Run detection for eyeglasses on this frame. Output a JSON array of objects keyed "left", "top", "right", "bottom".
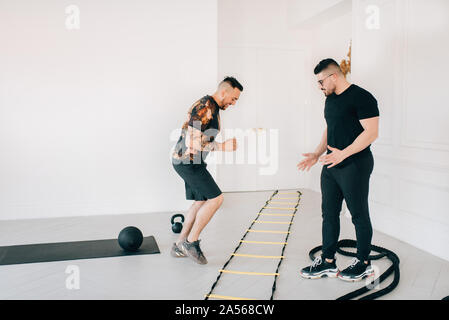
[{"left": 317, "top": 73, "right": 335, "bottom": 86}]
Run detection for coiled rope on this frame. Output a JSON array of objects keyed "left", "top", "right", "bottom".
[{"left": 308, "top": 239, "right": 400, "bottom": 300}]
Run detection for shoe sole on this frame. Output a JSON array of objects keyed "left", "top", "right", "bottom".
[
  {"left": 299, "top": 269, "right": 339, "bottom": 280},
  {"left": 337, "top": 268, "right": 375, "bottom": 282}
]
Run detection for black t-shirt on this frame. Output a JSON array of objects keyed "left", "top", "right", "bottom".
[{"left": 324, "top": 84, "right": 379, "bottom": 166}]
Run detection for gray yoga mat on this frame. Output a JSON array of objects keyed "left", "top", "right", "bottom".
[{"left": 0, "top": 236, "right": 160, "bottom": 266}]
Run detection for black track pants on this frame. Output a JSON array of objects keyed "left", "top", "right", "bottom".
[{"left": 320, "top": 153, "right": 374, "bottom": 262}]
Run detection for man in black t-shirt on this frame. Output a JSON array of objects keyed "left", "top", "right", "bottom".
[{"left": 297, "top": 59, "right": 380, "bottom": 282}]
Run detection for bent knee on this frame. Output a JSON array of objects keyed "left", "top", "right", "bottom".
[{"left": 210, "top": 194, "right": 224, "bottom": 207}]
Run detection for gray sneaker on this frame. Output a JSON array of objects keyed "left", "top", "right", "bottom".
[
  {"left": 171, "top": 242, "right": 186, "bottom": 258},
  {"left": 180, "top": 239, "right": 208, "bottom": 265}
]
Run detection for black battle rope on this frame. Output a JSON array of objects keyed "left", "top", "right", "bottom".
[
  {"left": 270, "top": 191, "right": 301, "bottom": 300},
  {"left": 205, "top": 190, "right": 301, "bottom": 300},
  {"left": 309, "top": 239, "right": 400, "bottom": 300}
]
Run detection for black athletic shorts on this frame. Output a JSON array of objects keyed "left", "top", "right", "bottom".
[{"left": 172, "top": 163, "right": 222, "bottom": 201}]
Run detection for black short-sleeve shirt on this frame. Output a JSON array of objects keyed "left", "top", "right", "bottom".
[{"left": 324, "top": 84, "right": 379, "bottom": 165}]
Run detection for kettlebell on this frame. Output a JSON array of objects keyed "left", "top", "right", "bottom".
[{"left": 171, "top": 214, "right": 185, "bottom": 233}]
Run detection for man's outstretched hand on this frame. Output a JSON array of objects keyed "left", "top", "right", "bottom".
[
  {"left": 221, "top": 138, "right": 237, "bottom": 152},
  {"left": 297, "top": 153, "right": 319, "bottom": 172}
]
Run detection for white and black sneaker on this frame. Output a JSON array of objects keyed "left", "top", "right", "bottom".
[
  {"left": 299, "top": 256, "right": 339, "bottom": 279},
  {"left": 337, "top": 258, "right": 374, "bottom": 282}
]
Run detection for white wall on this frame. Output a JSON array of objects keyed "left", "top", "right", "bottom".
[
  {"left": 216, "top": 0, "right": 352, "bottom": 192},
  {"left": 286, "top": 0, "right": 351, "bottom": 29},
  {"left": 352, "top": 0, "right": 449, "bottom": 261},
  {"left": 0, "top": 0, "right": 217, "bottom": 220},
  {"left": 302, "top": 8, "right": 353, "bottom": 193},
  {"left": 216, "top": 0, "right": 315, "bottom": 192}
]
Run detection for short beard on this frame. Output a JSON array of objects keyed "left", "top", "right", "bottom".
[{"left": 323, "top": 88, "right": 334, "bottom": 96}]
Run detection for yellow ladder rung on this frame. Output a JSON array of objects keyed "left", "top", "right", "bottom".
[
  {"left": 240, "top": 240, "right": 288, "bottom": 245},
  {"left": 246, "top": 229, "right": 290, "bottom": 234},
  {"left": 232, "top": 253, "right": 284, "bottom": 259},
  {"left": 277, "top": 192, "right": 300, "bottom": 195},
  {"left": 268, "top": 201, "right": 298, "bottom": 205},
  {"left": 258, "top": 213, "right": 295, "bottom": 217},
  {"left": 253, "top": 220, "right": 292, "bottom": 225},
  {"left": 263, "top": 207, "right": 296, "bottom": 211},
  {"left": 206, "top": 294, "right": 256, "bottom": 301},
  {"left": 219, "top": 270, "right": 279, "bottom": 276},
  {"left": 274, "top": 197, "right": 300, "bottom": 200}
]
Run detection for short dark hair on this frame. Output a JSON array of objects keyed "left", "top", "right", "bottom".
[
  {"left": 314, "top": 59, "right": 341, "bottom": 75},
  {"left": 222, "top": 76, "right": 243, "bottom": 92}
]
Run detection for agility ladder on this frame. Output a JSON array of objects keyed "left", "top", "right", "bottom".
[{"left": 205, "top": 190, "right": 302, "bottom": 300}]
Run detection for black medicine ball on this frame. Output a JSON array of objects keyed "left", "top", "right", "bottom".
[{"left": 118, "top": 226, "right": 143, "bottom": 252}]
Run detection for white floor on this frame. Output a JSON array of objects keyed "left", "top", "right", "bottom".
[{"left": 0, "top": 189, "right": 448, "bottom": 300}]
